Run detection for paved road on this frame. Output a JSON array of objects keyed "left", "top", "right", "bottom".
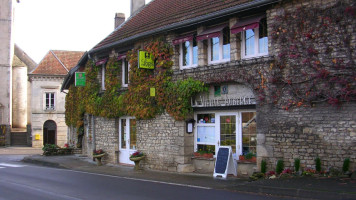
[{"left": 0, "top": 155, "right": 290, "bottom": 200}]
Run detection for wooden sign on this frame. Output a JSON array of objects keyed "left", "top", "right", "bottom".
[{"left": 213, "top": 146, "right": 237, "bottom": 178}]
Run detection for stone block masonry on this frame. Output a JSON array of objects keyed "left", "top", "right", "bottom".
[
  {"left": 137, "top": 112, "right": 192, "bottom": 171},
  {"left": 94, "top": 116, "right": 118, "bottom": 164}
]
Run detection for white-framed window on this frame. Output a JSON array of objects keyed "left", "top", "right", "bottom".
[
  {"left": 194, "top": 110, "right": 256, "bottom": 159},
  {"left": 101, "top": 64, "right": 106, "bottom": 90},
  {"left": 242, "top": 18, "right": 268, "bottom": 59},
  {"left": 208, "top": 28, "right": 230, "bottom": 64},
  {"left": 179, "top": 37, "right": 198, "bottom": 69},
  {"left": 45, "top": 92, "right": 55, "bottom": 110},
  {"left": 122, "top": 58, "right": 130, "bottom": 87}
]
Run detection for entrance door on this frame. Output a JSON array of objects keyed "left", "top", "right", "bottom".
[
  {"left": 119, "top": 117, "right": 137, "bottom": 164},
  {"left": 43, "top": 120, "right": 56, "bottom": 145},
  {"left": 217, "top": 114, "right": 238, "bottom": 157}
]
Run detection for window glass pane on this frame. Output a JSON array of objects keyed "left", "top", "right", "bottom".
[
  {"left": 220, "top": 115, "right": 236, "bottom": 154},
  {"left": 211, "top": 37, "right": 219, "bottom": 61},
  {"left": 242, "top": 112, "right": 257, "bottom": 155},
  {"left": 223, "top": 28, "right": 230, "bottom": 60},
  {"left": 259, "top": 18, "right": 268, "bottom": 54},
  {"left": 124, "top": 60, "right": 129, "bottom": 85},
  {"left": 121, "top": 119, "right": 126, "bottom": 149},
  {"left": 129, "top": 119, "right": 136, "bottom": 150},
  {"left": 192, "top": 38, "right": 198, "bottom": 65},
  {"left": 50, "top": 93, "right": 54, "bottom": 108},
  {"left": 46, "top": 93, "right": 49, "bottom": 108},
  {"left": 197, "top": 113, "right": 215, "bottom": 123},
  {"left": 245, "top": 29, "right": 255, "bottom": 56},
  {"left": 197, "top": 126, "right": 215, "bottom": 143},
  {"left": 182, "top": 41, "right": 190, "bottom": 66},
  {"left": 197, "top": 144, "right": 215, "bottom": 155}
]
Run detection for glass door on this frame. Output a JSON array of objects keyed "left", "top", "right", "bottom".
[
  {"left": 119, "top": 117, "right": 136, "bottom": 164},
  {"left": 217, "top": 114, "right": 238, "bottom": 158}
]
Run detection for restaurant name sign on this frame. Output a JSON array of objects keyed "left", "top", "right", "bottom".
[{"left": 191, "top": 96, "right": 256, "bottom": 107}]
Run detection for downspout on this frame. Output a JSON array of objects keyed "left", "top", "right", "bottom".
[{"left": 92, "top": 115, "right": 96, "bottom": 160}]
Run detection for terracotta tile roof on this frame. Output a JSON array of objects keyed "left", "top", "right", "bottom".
[
  {"left": 31, "top": 50, "right": 84, "bottom": 75},
  {"left": 92, "top": 0, "right": 252, "bottom": 51}
]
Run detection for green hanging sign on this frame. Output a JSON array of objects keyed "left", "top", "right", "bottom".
[
  {"left": 75, "top": 72, "right": 86, "bottom": 87},
  {"left": 138, "top": 50, "right": 154, "bottom": 69}
]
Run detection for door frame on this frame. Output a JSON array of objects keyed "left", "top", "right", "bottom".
[{"left": 118, "top": 116, "right": 136, "bottom": 164}]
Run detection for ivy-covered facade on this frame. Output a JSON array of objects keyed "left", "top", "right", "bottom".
[{"left": 62, "top": 0, "right": 355, "bottom": 174}]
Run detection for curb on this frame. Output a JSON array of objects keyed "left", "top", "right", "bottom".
[
  {"left": 231, "top": 184, "right": 356, "bottom": 200},
  {"left": 22, "top": 156, "right": 66, "bottom": 169}
]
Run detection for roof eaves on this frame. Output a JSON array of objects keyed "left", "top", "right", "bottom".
[
  {"left": 60, "top": 52, "right": 88, "bottom": 92},
  {"left": 89, "top": 0, "right": 280, "bottom": 55}
]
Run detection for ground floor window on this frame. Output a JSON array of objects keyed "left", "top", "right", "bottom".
[{"left": 194, "top": 110, "right": 256, "bottom": 159}]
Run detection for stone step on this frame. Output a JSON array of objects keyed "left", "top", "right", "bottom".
[{"left": 10, "top": 132, "right": 27, "bottom": 146}]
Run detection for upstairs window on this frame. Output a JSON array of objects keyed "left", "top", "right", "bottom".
[
  {"left": 45, "top": 92, "right": 55, "bottom": 110},
  {"left": 197, "top": 24, "right": 230, "bottom": 64},
  {"left": 121, "top": 57, "right": 129, "bottom": 87},
  {"left": 231, "top": 15, "right": 268, "bottom": 59},
  {"left": 173, "top": 34, "right": 198, "bottom": 69},
  {"left": 96, "top": 58, "right": 108, "bottom": 91}
]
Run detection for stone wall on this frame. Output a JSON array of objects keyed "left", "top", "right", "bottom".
[
  {"left": 137, "top": 112, "right": 194, "bottom": 172},
  {"left": 94, "top": 116, "right": 118, "bottom": 164},
  {"left": 258, "top": 102, "right": 356, "bottom": 171}
]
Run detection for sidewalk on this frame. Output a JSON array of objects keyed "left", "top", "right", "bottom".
[
  {"left": 22, "top": 154, "right": 356, "bottom": 200},
  {"left": 0, "top": 146, "right": 42, "bottom": 155}
]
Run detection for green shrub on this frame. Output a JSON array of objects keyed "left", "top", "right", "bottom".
[
  {"left": 343, "top": 158, "right": 350, "bottom": 173},
  {"left": 315, "top": 157, "right": 321, "bottom": 172},
  {"left": 276, "top": 160, "right": 284, "bottom": 174},
  {"left": 261, "top": 160, "right": 267, "bottom": 174},
  {"left": 294, "top": 158, "right": 300, "bottom": 172}
]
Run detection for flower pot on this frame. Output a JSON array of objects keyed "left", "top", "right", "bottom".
[
  {"left": 130, "top": 156, "right": 145, "bottom": 170},
  {"left": 203, "top": 153, "right": 213, "bottom": 159},
  {"left": 93, "top": 153, "right": 106, "bottom": 166},
  {"left": 193, "top": 152, "right": 202, "bottom": 157}
]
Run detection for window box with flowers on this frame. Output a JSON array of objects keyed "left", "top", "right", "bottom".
[{"left": 238, "top": 152, "right": 257, "bottom": 163}]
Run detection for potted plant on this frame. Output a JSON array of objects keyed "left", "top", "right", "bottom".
[
  {"left": 130, "top": 151, "right": 145, "bottom": 170},
  {"left": 93, "top": 149, "right": 106, "bottom": 166},
  {"left": 239, "top": 152, "right": 256, "bottom": 162}
]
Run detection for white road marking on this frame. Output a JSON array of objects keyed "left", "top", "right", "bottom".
[
  {"left": 0, "top": 163, "right": 26, "bottom": 168},
  {"left": 0, "top": 167, "right": 5, "bottom": 169}
]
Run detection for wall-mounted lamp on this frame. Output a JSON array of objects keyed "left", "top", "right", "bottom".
[{"left": 186, "top": 119, "right": 195, "bottom": 134}]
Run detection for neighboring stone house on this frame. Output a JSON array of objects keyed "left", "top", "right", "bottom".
[
  {"left": 62, "top": 0, "right": 355, "bottom": 175},
  {"left": 29, "top": 50, "right": 84, "bottom": 148}
]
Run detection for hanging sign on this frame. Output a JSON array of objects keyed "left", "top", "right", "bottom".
[
  {"left": 213, "top": 146, "right": 237, "bottom": 179},
  {"left": 75, "top": 72, "right": 86, "bottom": 87},
  {"left": 138, "top": 50, "right": 154, "bottom": 69},
  {"left": 150, "top": 87, "right": 156, "bottom": 97}
]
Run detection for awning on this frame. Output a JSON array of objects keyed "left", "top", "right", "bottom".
[
  {"left": 117, "top": 54, "right": 126, "bottom": 60},
  {"left": 196, "top": 24, "right": 227, "bottom": 41},
  {"left": 172, "top": 35, "right": 194, "bottom": 45},
  {"left": 230, "top": 15, "right": 265, "bottom": 34},
  {"left": 95, "top": 58, "right": 108, "bottom": 66}
]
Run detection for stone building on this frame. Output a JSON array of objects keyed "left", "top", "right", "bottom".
[
  {"left": 0, "top": 0, "right": 38, "bottom": 146},
  {"left": 29, "top": 50, "right": 83, "bottom": 147},
  {"left": 62, "top": 0, "right": 355, "bottom": 175}
]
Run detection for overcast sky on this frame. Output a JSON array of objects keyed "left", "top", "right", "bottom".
[{"left": 13, "top": 0, "right": 152, "bottom": 63}]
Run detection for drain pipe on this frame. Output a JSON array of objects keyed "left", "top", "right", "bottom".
[{"left": 92, "top": 115, "right": 96, "bottom": 161}]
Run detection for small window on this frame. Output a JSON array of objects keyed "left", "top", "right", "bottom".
[
  {"left": 180, "top": 36, "right": 198, "bottom": 69},
  {"left": 122, "top": 58, "right": 129, "bottom": 87},
  {"left": 242, "top": 18, "right": 268, "bottom": 58},
  {"left": 208, "top": 28, "right": 230, "bottom": 64},
  {"left": 101, "top": 65, "right": 106, "bottom": 90},
  {"left": 45, "top": 92, "right": 55, "bottom": 110}
]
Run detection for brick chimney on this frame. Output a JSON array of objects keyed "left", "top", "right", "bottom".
[
  {"left": 114, "top": 13, "right": 125, "bottom": 29},
  {"left": 130, "top": 0, "right": 145, "bottom": 16}
]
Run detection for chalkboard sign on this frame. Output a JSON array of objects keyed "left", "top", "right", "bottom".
[
  {"left": 215, "top": 147, "right": 229, "bottom": 173},
  {"left": 213, "top": 146, "right": 237, "bottom": 178}
]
